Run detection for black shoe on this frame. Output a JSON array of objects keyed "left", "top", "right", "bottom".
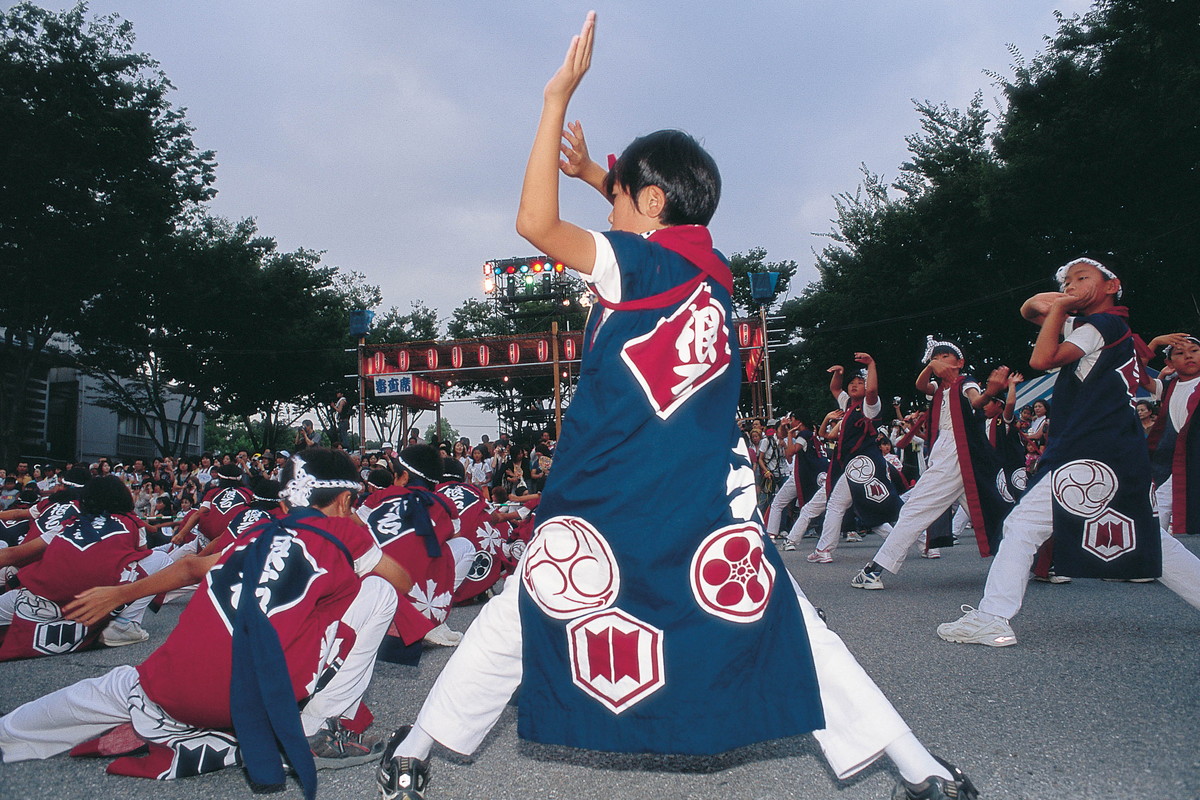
[
  {"left": 377, "top": 725, "right": 431, "bottom": 800},
  {"left": 894, "top": 757, "right": 979, "bottom": 800}
]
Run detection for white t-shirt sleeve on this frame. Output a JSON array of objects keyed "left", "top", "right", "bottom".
[
  {"left": 354, "top": 543, "right": 383, "bottom": 577},
  {"left": 837, "top": 391, "right": 850, "bottom": 411},
  {"left": 863, "top": 397, "right": 883, "bottom": 419},
  {"left": 1063, "top": 321, "right": 1105, "bottom": 380},
  {"left": 585, "top": 230, "right": 622, "bottom": 304}
]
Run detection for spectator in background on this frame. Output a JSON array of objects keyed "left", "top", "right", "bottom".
[
  {"left": 1136, "top": 399, "right": 1157, "bottom": 437},
  {"left": 1026, "top": 398, "right": 1050, "bottom": 445},
  {"left": 294, "top": 419, "right": 322, "bottom": 451}
]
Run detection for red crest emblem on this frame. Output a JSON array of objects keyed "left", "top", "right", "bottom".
[
  {"left": 689, "top": 523, "right": 774, "bottom": 623},
  {"left": 567, "top": 609, "right": 665, "bottom": 714},
  {"left": 619, "top": 283, "right": 730, "bottom": 419}
]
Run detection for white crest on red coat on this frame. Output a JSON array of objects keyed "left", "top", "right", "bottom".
[{"left": 619, "top": 282, "right": 730, "bottom": 420}]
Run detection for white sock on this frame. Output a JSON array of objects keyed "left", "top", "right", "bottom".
[
  {"left": 392, "top": 721, "right": 435, "bottom": 761},
  {"left": 885, "top": 731, "right": 953, "bottom": 784}
]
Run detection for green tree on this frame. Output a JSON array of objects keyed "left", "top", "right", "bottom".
[{"left": 0, "top": 1, "right": 216, "bottom": 463}]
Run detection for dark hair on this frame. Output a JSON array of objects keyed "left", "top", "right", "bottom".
[
  {"left": 367, "top": 468, "right": 395, "bottom": 489},
  {"left": 82, "top": 475, "right": 134, "bottom": 515},
  {"left": 280, "top": 447, "right": 360, "bottom": 508},
  {"left": 442, "top": 457, "right": 466, "bottom": 482},
  {"left": 605, "top": 130, "right": 721, "bottom": 226}
]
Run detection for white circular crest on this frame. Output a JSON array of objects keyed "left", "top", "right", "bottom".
[
  {"left": 996, "top": 470, "right": 1014, "bottom": 504},
  {"left": 845, "top": 455, "right": 876, "bottom": 484},
  {"left": 521, "top": 516, "right": 620, "bottom": 619},
  {"left": 1012, "top": 468, "right": 1029, "bottom": 493},
  {"left": 1052, "top": 459, "right": 1118, "bottom": 517}
]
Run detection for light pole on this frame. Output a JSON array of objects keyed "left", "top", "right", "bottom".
[
  {"left": 748, "top": 272, "right": 779, "bottom": 420},
  {"left": 349, "top": 309, "right": 374, "bottom": 454}
]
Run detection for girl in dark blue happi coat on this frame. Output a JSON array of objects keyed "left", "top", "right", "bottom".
[
  {"left": 939, "top": 258, "right": 1200, "bottom": 649},
  {"left": 376, "top": 13, "right": 976, "bottom": 800}
]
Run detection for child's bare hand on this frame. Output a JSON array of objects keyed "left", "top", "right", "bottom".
[
  {"left": 64, "top": 586, "right": 125, "bottom": 627},
  {"left": 1159, "top": 363, "right": 1177, "bottom": 379},
  {"left": 986, "top": 366, "right": 1010, "bottom": 394},
  {"left": 544, "top": 12, "right": 596, "bottom": 104},
  {"left": 827, "top": 365, "right": 844, "bottom": 375},
  {"left": 853, "top": 352, "right": 875, "bottom": 365},
  {"left": 1008, "top": 371, "right": 1025, "bottom": 386},
  {"left": 1022, "top": 292, "right": 1068, "bottom": 321},
  {"left": 559, "top": 120, "right": 592, "bottom": 178},
  {"left": 1150, "top": 332, "right": 1193, "bottom": 352}
]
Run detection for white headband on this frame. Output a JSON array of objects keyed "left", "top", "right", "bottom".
[
  {"left": 395, "top": 454, "right": 435, "bottom": 483},
  {"left": 279, "top": 455, "right": 361, "bottom": 507},
  {"left": 1055, "top": 258, "right": 1122, "bottom": 299},
  {"left": 921, "top": 334, "right": 963, "bottom": 363},
  {"left": 1164, "top": 336, "right": 1200, "bottom": 358}
]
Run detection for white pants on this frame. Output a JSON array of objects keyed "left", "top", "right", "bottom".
[
  {"left": 783, "top": 485, "right": 828, "bottom": 546},
  {"left": 0, "top": 575, "right": 396, "bottom": 761},
  {"left": 1155, "top": 478, "right": 1174, "bottom": 534},
  {"left": 811, "top": 474, "right": 894, "bottom": 554},
  {"left": 977, "top": 479, "right": 1200, "bottom": 620},
  {"left": 415, "top": 569, "right": 911, "bottom": 780},
  {"left": 764, "top": 476, "right": 796, "bottom": 537},
  {"left": 872, "top": 436, "right": 966, "bottom": 574}
]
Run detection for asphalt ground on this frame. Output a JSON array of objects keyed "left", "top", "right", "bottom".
[{"left": 3, "top": 533, "right": 1199, "bottom": 800}]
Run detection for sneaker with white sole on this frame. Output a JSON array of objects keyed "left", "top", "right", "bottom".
[
  {"left": 937, "top": 604, "right": 1017, "bottom": 647},
  {"left": 806, "top": 549, "right": 832, "bottom": 563},
  {"left": 100, "top": 620, "right": 149, "bottom": 647},
  {"left": 850, "top": 567, "right": 883, "bottom": 589},
  {"left": 308, "top": 717, "right": 384, "bottom": 769},
  {"left": 782, "top": 540, "right": 797, "bottom": 552},
  {"left": 920, "top": 549, "right": 942, "bottom": 559},
  {"left": 377, "top": 726, "right": 431, "bottom": 800},
  {"left": 422, "top": 622, "right": 463, "bottom": 647},
  {"left": 844, "top": 531, "right": 863, "bottom": 542},
  {"left": 892, "top": 755, "right": 980, "bottom": 799}
]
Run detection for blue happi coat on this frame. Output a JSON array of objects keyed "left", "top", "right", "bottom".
[{"left": 517, "top": 227, "right": 824, "bottom": 754}]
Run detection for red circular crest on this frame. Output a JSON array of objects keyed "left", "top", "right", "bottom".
[{"left": 689, "top": 524, "right": 774, "bottom": 623}]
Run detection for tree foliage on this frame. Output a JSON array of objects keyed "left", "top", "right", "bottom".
[
  {"left": 0, "top": 1, "right": 216, "bottom": 463},
  {"left": 771, "top": 0, "right": 1200, "bottom": 421}
]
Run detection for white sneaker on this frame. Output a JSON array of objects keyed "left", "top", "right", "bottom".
[
  {"left": 844, "top": 531, "right": 863, "bottom": 542},
  {"left": 920, "top": 548, "right": 942, "bottom": 559},
  {"left": 100, "top": 620, "right": 149, "bottom": 647},
  {"left": 782, "top": 540, "right": 797, "bottom": 552},
  {"left": 937, "top": 605, "right": 1017, "bottom": 647},
  {"left": 850, "top": 568, "right": 883, "bottom": 589},
  {"left": 423, "top": 622, "right": 464, "bottom": 647},
  {"left": 806, "top": 549, "right": 832, "bottom": 563}
]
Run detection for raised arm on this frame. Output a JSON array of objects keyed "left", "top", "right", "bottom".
[
  {"left": 515, "top": 12, "right": 598, "bottom": 274},
  {"left": 856, "top": 352, "right": 880, "bottom": 406},
  {"left": 1029, "top": 294, "right": 1085, "bottom": 371},
  {"left": 914, "top": 362, "right": 938, "bottom": 397},
  {"left": 1003, "top": 372, "right": 1023, "bottom": 421},
  {"left": 971, "top": 366, "right": 1010, "bottom": 410},
  {"left": 827, "top": 365, "right": 844, "bottom": 400}
]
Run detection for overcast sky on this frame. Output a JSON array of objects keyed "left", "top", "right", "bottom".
[{"left": 53, "top": 0, "right": 1092, "bottom": 436}]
